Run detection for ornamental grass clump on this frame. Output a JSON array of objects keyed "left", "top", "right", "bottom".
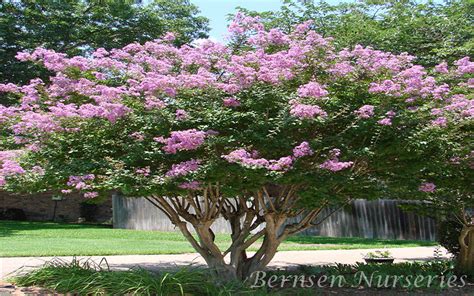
[{"left": 13, "top": 258, "right": 244, "bottom": 295}]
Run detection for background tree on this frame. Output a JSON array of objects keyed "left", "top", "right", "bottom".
[
  {"left": 240, "top": 0, "right": 473, "bottom": 67},
  {"left": 0, "top": 14, "right": 471, "bottom": 280},
  {"left": 0, "top": 0, "right": 209, "bottom": 88}
]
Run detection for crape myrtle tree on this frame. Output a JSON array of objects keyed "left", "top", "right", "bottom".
[{"left": 0, "top": 13, "right": 472, "bottom": 280}]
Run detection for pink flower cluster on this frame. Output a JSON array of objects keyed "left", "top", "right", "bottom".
[
  {"left": 0, "top": 151, "right": 26, "bottom": 186},
  {"left": 223, "top": 97, "right": 241, "bottom": 107},
  {"left": 454, "top": 57, "right": 474, "bottom": 75},
  {"left": 49, "top": 102, "right": 131, "bottom": 123},
  {"left": 419, "top": 182, "right": 436, "bottom": 192},
  {"left": 354, "top": 105, "right": 375, "bottom": 119},
  {"left": 165, "top": 159, "right": 201, "bottom": 178},
  {"left": 136, "top": 167, "right": 151, "bottom": 176},
  {"left": 368, "top": 64, "right": 451, "bottom": 100},
  {"left": 84, "top": 192, "right": 99, "bottom": 198},
  {"left": 144, "top": 97, "right": 166, "bottom": 110},
  {"left": 175, "top": 109, "right": 188, "bottom": 121},
  {"left": 377, "top": 110, "right": 396, "bottom": 126},
  {"left": 12, "top": 112, "right": 60, "bottom": 135},
  {"left": 66, "top": 174, "right": 95, "bottom": 190},
  {"left": 178, "top": 181, "right": 201, "bottom": 190},
  {"left": 223, "top": 149, "right": 270, "bottom": 169},
  {"left": 297, "top": 82, "right": 328, "bottom": 98},
  {"left": 335, "top": 45, "right": 415, "bottom": 75},
  {"left": 292, "top": 141, "right": 314, "bottom": 158},
  {"left": 154, "top": 129, "right": 207, "bottom": 154},
  {"left": 290, "top": 101, "right": 327, "bottom": 119},
  {"left": 130, "top": 132, "right": 145, "bottom": 142},
  {"left": 328, "top": 61, "right": 355, "bottom": 77},
  {"left": 1, "top": 160, "right": 25, "bottom": 176},
  {"left": 223, "top": 141, "right": 313, "bottom": 171},
  {"left": 428, "top": 94, "right": 474, "bottom": 127},
  {"left": 319, "top": 149, "right": 353, "bottom": 172},
  {"left": 435, "top": 62, "right": 448, "bottom": 74}
]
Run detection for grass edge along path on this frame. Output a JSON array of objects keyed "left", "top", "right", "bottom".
[{"left": 0, "top": 221, "right": 436, "bottom": 257}]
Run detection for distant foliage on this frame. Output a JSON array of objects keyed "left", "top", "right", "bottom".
[
  {"left": 241, "top": 0, "right": 473, "bottom": 67},
  {"left": 0, "top": 0, "right": 209, "bottom": 88}
]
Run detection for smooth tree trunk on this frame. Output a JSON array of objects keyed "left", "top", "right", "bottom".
[
  {"left": 458, "top": 225, "right": 474, "bottom": 272},
  {"left": 145, "top": 184, "right": 347, "bottom": 282}
]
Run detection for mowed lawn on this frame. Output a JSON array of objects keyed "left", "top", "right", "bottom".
[{"left": 0, "top": 221, "right": 436, "bottom": 257}]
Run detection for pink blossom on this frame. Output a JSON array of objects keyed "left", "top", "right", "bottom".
[
  {"left": 67, "top": 174, "right": 95, "bottom": 190},
  {"left": 227, "top": 12, "right": 264, "bottom": 36},
  {"left": 84, "top": 192, "right": 99, "bottom": 198},
  {"left": 454, "top": 57, "right": 474, "bottom": 75},
  {"left": 157, "top": 129, "right": 207, "bottom": 154},
  {"left": 136, "top": 167, "right": 151, "bottom": 176},
  {"left": 31, "top": 166, "right": 45, "bottom": 175},
  {"left": 175, "top": 109, "right": 188, "bottom": 120},
  {"left": 320, "top": 159, "right": 353, "bottom": 172},
  {"left": 12, "top": 112, "right": 60, "bottom": 135},
  {"left": 297, "top": 82, "right": 328, "bottom": 98},
  {"left": 419, "top": 182, "right": 436, "bottom": 192},
  {"left": 377, "top": 118, "right": 392, "bottom": 126},
  {"left": 435, "top": 62, "right": 448, "bottom": 74},
  {"left": 319, "top": 148, "right": 353, "bottom": 172},
  {"left": 293, "top": 141, "right": 313, "bottom": 158},
  {"left": 328, "top": 61, "right": 354, "bottom": 76},
  {"left": 0, "top": 83, "right": 19, "bottom": 93},
  {"left": 165, "top": 159, "right": 201, "bottom": 178},
  {"left": 179, "top": 181, "right": 201, "bottom": 190},
  {"left": 354, "top": 105, "right": 375, "bottom": 119},
  {"left": 1, "top": 160, "right": 26, "bottom": 175},
  {"left": 267, "top": 156, "right": 293, "bottom": 171},
  {"left": 290, "top": 103, "right": 327, "bottom": 119},
  {"left": 163, "top": 32, "right": 176, "bottom": 42},
  {"left": 130, "top": 132, "right": 145, "bottom": 142},
  {"left": 431, "top": 117, "right": 447, "bottom": 127},
  {"left": 144, "top": 97, "right": 166, "bottom": 110},
  {"left": 223, "top": 149, "right": 269, "bottom": 169},
  {"left": 223, "top": 97, "right": 241, "bottom": 107}
]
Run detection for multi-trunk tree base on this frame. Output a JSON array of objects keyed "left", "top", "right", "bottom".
[{"left": 144, "top": 185, "right": 345, "bottom": 281}]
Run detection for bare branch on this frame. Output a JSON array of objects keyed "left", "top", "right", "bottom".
[{"left": 262, "top": 186, "right": 276, "bottom": 212}]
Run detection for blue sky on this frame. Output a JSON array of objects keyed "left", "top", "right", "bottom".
[
  {"left": 189, "top": 0, "right": 347, "bottom": 41},
  {"left": 189, "top": 0, "right": 282, "bottom": 41}
]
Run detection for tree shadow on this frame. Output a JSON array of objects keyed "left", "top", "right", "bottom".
[
  {"left": 0, "top": 220, "right": 111, "bottom": 237},
  {"left": 285, "top": 235, "right": 435, "bottom": 247}
]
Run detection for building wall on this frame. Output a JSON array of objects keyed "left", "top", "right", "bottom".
[
  {"left": 113, "top": 195, "right": 437, "bottom": 241},
  {"left": 0, "top": 191, "right": 112, "bottom": 223}
]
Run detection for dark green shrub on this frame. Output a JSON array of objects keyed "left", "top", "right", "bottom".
[{"left": 437, "top": 218, "right": 462, "bottom": 257}]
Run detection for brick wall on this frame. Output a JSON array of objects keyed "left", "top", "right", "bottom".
[{"left": 0, "top": 191, "right": 112, "bottom": 223}]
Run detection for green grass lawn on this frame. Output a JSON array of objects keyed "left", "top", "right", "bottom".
[{"left": 0, "top": 220, "right": 437, "bottom": 257}]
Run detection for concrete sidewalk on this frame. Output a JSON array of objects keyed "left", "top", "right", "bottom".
[{"left": 0, "top": 246, "right": 449, "bottom": 280}]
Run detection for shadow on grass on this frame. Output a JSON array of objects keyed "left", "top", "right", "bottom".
[
  {"left": 285, "top": 235, "right": 436, "bottom": 247},
  {"left": 0, "top": 220, "right": 111, "bottom": 237}
]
